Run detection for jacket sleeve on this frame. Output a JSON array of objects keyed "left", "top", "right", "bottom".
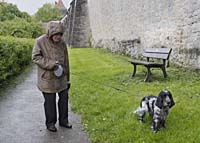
[
  {"left": 64, "top": 44, "right": 70, "bottom": 82},
  {"left": 32, "top": 41, "right": 56, "bottom": 70}
]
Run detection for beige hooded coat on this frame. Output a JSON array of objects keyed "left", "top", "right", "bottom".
[{"left": 32, "top": 21, "right": 70, "bottom": 93}]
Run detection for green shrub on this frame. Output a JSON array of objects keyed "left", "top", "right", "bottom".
[
  {"left": 0, "top": 36, "right": 34, "bottom": 83},
  {"left": 0, "top": 19, "right": 44, "bottom": 38},
  {"left": 0, "top": 2, "right": 44, "bottom": 39},
  {"left": 33, "top": 3, "right": 63, "bottom": 22},
  {"left": 0, "top": 2, "right": 31, "bottom": 22}
]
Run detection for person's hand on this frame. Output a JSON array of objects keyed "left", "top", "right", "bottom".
[
  {"left": 67, "top": 82, "right": 71, "bottom": 90},
  {"left": 53, "top": 61, "right": 59, "bottom": 70},
  {"left": 53, "top": 64, "right": 59, "bottom": 70}
]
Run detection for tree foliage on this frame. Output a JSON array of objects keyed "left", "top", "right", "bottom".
[
  {"left": 34, "top": 3, "right": 63, "bottom": 22},
  {"left": 0, "top": 2, "right": 44, "bottom": 38},
  {"left": 0, "top": 2, "right": 31, "bottom": 22},
  {"left": 0, "top": 18, "right": 44, "bottom": 38}
]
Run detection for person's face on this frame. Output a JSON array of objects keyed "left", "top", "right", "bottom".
[{"left": 51, "top": 33, "right": 63, "bottom": 42}]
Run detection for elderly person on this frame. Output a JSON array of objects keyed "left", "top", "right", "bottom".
[{"left": 32, "top": 21, "right": 72, "bottom": 132}]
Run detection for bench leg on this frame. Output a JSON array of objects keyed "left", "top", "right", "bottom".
[
  {"left": 132, "top": 64, "right": 137, "bottom": 77},
  {"left": 161, "top": 66, "right": 167, "bottom": 78},
  {"left": 144, "top": 67, "right": 151, "bottom": 82}
]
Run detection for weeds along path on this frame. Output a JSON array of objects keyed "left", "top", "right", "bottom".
[{"left": 0, "top": 65, "right": 90, "bottom": 143}]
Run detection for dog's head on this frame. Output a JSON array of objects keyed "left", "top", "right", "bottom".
[{"left": 155, "top": 89, "right": 175, "bottom": 109}]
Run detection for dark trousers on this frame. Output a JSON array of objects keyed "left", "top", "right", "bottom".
[{"left": 42, "top": 89, "right": 69, "bottom": 127}]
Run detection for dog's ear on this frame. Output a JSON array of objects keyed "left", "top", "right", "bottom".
[
  {"left": 155, "top": 95, "right": 163, "bottom": 108},
  {"left": 155, "top": 91, "right": 165, "bottom": 108},
  {"left": 167, "top": 91, "right": 175, "bottom": 108}
]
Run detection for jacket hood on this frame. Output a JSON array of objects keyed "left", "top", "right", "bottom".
[{"left": 46, "top": 21, "right": 64, "bottom": 38}]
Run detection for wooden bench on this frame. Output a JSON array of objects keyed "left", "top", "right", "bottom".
[{"left": 128, "top": 48, "right": 172, "bottom": 82}]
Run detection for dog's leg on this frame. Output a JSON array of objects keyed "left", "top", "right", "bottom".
[
  {"left": 160, "top": 120, "right": 166, "bottom": 128},
  {"left": 160, "top": 109, "right": 168, "bottom": 128},
  {"left": 152, "top": 119, "right": 159, "bottom": 133},
  {"left": 139, "top": 111, "right": 145, "bottom": 123},
  {"left": 152, "top": 110, "right": 161, "bottom": 133},
  {"left": 134, "top": 107, "right": 146, "bottom": 122}
]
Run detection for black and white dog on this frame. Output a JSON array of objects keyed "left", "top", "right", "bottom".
[{"left": 134, "top": 89, "right": 175, "bottom": 132}]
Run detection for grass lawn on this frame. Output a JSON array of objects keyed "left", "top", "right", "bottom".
[{"left": 69, "top": 48, "right": 200, "bottom": 143}]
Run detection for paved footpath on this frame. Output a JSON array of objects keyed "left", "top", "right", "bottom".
[{"left": 0, "top": 65, "right": 90, "bottom": 143}]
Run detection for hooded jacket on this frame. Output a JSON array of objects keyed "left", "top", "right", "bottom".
[{"left": 32, "top": 21, "right": 70, "bottom": 93}]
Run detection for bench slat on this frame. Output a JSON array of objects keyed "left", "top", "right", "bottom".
[
  {"left": 142, "top": 53, "right": 169, "bottom": 59},
  {"left": 144, "top": 48, "right": 172, "bottom": 54},
  {"left": 129, "top": 60, "right": 163, "bottom": 66}
]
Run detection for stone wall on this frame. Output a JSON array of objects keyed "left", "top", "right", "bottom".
[
  {"left": 87, "top": 0, "right": 200, "bottom": 69},
  {"left": 62, "top": 0, "right": 91, "bottom": 47},
  {"left": 63, "top": 0, "right": 200, "bottom": 69}
]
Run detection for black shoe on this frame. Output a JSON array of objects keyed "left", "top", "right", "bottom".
[
  {"left": 59, "top": 122, "right": 72, "bottom": 128},
  {"left": 47, "top": 125, "right": 57, "bottom": 132}
]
